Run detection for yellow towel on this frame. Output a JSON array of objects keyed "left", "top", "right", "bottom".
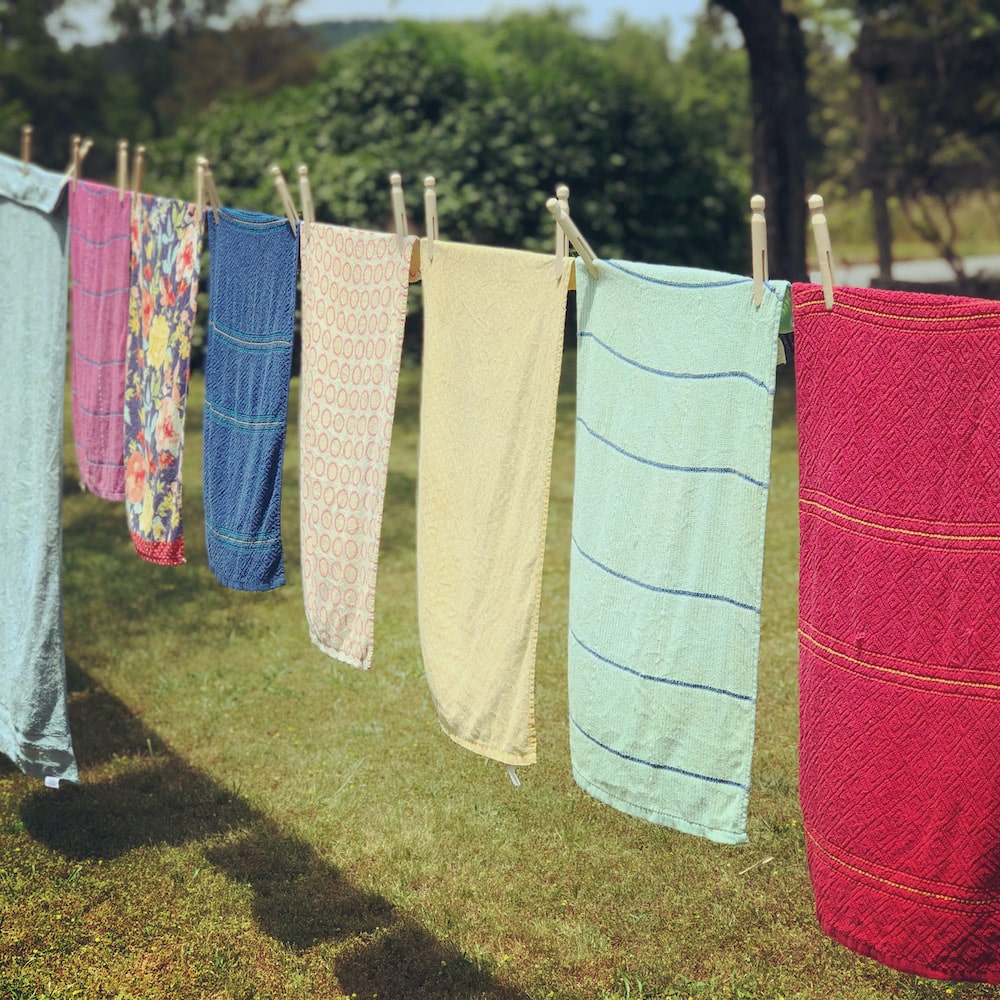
[{"left": 417, "top": 240, "right": 570, "bottom": 765}]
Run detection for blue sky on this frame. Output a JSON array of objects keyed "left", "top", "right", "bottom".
[
  {"left": 55, "top": 0, "right": 707, "bottom": 51},
  {"left": 295, "top": 0, "right": 706, "bottom": 46}
]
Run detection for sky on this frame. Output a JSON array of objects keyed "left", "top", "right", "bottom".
[
  {"left": 294, "top": 0, "right": 705, "bottom": 44},
  {"left": 53, "top": 0, "right": 707, "bottom": 51}
]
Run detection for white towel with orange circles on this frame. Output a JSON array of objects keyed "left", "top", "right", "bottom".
[{"left": 299, "top": 223, "right": 416, "bottom": 669}]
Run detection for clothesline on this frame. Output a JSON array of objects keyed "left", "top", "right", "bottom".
[{"left": 6, "top": 145, "right": 1000, "bottom": 986}]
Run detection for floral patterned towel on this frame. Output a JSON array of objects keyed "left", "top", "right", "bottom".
[{"left": 124, "top": 194, "right": 202, "bottom": 565}]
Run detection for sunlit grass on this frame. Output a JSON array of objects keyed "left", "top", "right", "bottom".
[{"left": 1, "top": 357, "right": 995, "bottom": 999}]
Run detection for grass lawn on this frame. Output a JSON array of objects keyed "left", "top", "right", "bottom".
[{"left": 0, "top": 352, "right": 994, "bottom": 1000}]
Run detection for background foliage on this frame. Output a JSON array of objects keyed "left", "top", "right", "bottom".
[{"left": 145, "top": 15, "right": 748, "bottom": 270}]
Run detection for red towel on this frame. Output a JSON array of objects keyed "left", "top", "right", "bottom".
[{"left": 794, "top": 283, "right": 1000, "bottom": 983}]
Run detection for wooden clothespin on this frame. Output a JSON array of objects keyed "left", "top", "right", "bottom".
[
  {"left": 116, "top": 140, "right": 129, "bottom": 202},
  {"left": 297, "top": 164, "right": 315, "bottom": 226},
  {"left": 195, "top": 159, "right": 205, "bottom": 229},
  {"left": 195, "top": 156, "right": 220, "bottom": 224},
  {"left": 751, "top": 194, "right": 768, "bottom": 308},
  {"left": 69, "top": 136, "right": 93, "bottom": 192},
  {"left": 66, "top": 134, "right": 82, "bottom": 189},
  {"left": 555, "top": 183, "right": 570, "bottom": 265},
  {"left": 545, "top": 196, "right": 599, "bottom": 279},
  {"left": 203, "top": 163, "right": 221, "bottom": 222},
  {"left": 131, "top": 145, "right": 146, "bottom": 195},
  {"left": 269, "top": 165, "right": 299, "bottom": 235},
  {"left": 809, "top": 193, "right": 836, "bottom": 311},
  {"left": 423, "top": 176, "right": 438, "bottom": 263},
  {"left": 389, "top": 172, "right": 408, "bottom": 256},
  {"left": 20, "top": 125, "right": 32, "bottom": 175}
]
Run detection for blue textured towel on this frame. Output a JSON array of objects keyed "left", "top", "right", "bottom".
[
  {"left": 569, "top": 259, "right": 789, "bottom": 844},
  {"left": 203, "top": 209, "right": 298, "bottom": 591},
  {"left": 0, "top": 154, "right": 78, "bottom": 783}
]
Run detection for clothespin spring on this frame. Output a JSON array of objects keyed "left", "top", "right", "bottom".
[{"left": 545, "top": 197, "right": 599, "bottom": 280}]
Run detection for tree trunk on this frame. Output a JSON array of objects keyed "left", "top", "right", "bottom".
[
  {"left": 857, "top": 60, "right": 894, "bottom": 283},
  {"left": 711, "top": 0, "right": 810, "bottom": 282}
]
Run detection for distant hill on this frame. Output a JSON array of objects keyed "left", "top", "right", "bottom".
[
  {"left": 298, "top": 19, "right": 391, "bottom": 51},
  {"left": 87, "top": 18, "right": 392, "bottom": 74}
]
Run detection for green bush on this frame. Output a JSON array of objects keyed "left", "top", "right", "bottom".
[{"left": 147, "top": 15, "right": 746, "bottom": 271}]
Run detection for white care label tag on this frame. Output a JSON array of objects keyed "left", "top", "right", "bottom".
[
  {"left": 507, "top": 765, "right": 521, "bottom": 788},
  {"left": 44, "top": 776, "right": 60, "bottom": 789}
]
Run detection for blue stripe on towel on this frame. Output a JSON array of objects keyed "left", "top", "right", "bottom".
[
  {"left": 205, "top": 400, "right": 288, "bottom": 430},
  {"left": 205, "top": 523, "right": 282, "bottom": 547},
  {"left": 209, "top": 318, "right": 294, "bottom": 352},
  {"left": 605, "top": 259, "right": 787, "bottom": 302},
  {"left": 570, "top": 717, "right": 750, "bottom": 790},
  {"left": 74, "top": 349, "right": 124, "bottom": 368},
  {"left": 70, "top": 228, "right": 130, "bottom": 248},
  {"left": 76, "top": 402, "right": 122, "bottom": 418},
  {"left": 578, "top": 331, "right": 772, "bottom": 392},
  {"left": 570, "top": 628, "right": 755, "bottom": 702},
  {"left": 73, "top": 447, "right": 124, "bottom": 468},
  {"left": 576, "top": 417, "right": 768, "bottom": 488},
  {"left": 71, "top": 280, "right": 130, "bottom": 299},
  {"left": 572, "top": 536, "right": 761, "bottom": 613}
]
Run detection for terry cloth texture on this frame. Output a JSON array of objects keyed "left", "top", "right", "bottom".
[
  {"left": 69, "top": 180, "right": 132, "bottom": 500},
  {"left": 569, "top": 260, "right": 789, "bottom": 844},
  {"left": 203, "top": 209, "right": 298, "bottom": 591},
  {"left": 417, "top": 240, "right": 569, "bottom": 766},
  {"left": 794, "top": 283, "right": 1000, "bottom": 983},
  {"left": 0, "top": 155, "right": 78, "bottom": 783},
  {"left": 124, "top": 194, "right": 202, "bottom": 565},
  {"left": 299, "top": 223, "right": 415, "bottom": 668}
]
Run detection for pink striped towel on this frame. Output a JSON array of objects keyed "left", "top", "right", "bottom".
[{"left": 69, "top": 180, "right": 132, "bottom": 500}]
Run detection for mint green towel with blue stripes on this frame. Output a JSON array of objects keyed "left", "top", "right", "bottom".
[{"left": 569, "top": 259, "right": 790, "bottom": 844}]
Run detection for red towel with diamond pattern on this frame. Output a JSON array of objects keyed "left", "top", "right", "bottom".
[{"left": 794, "top": 283, "right": 1000, "bottom": 984}]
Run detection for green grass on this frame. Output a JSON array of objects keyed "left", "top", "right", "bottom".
[{"left": 0, "top": 355, "right": 996, "bottom": 999}]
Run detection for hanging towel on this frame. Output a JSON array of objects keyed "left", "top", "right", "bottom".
[
  {"left": 417, "top": 240, "right": 569, "bottom": 766},
  {"left": 203, "top": 209, "right": 298, "bottom": 591},
  {"left": 569, "top": 260, "right": 789, "bottom": 844},
  {"left": 794, "top": 283, "right": 1000, "bottom": 984},
  {"left": 299, "top": 223, "right": 415, "bottom": 668},
  {"left": 0, "top": 154, "right": 78, "bottom": 783},
  {"left": 124, "top": 194, "right": 202, "bottom": 565},
  {"left": 69, "top": 180, "right": 132, "bottom": 500}
]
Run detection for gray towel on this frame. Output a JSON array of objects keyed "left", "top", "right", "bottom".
[{"left": 0, "top": 154, "right": 78, "bottom": 783}]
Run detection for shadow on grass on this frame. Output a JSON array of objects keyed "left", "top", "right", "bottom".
[{"left": 18, "top": 661, "right": 526, "bottom": 999}]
